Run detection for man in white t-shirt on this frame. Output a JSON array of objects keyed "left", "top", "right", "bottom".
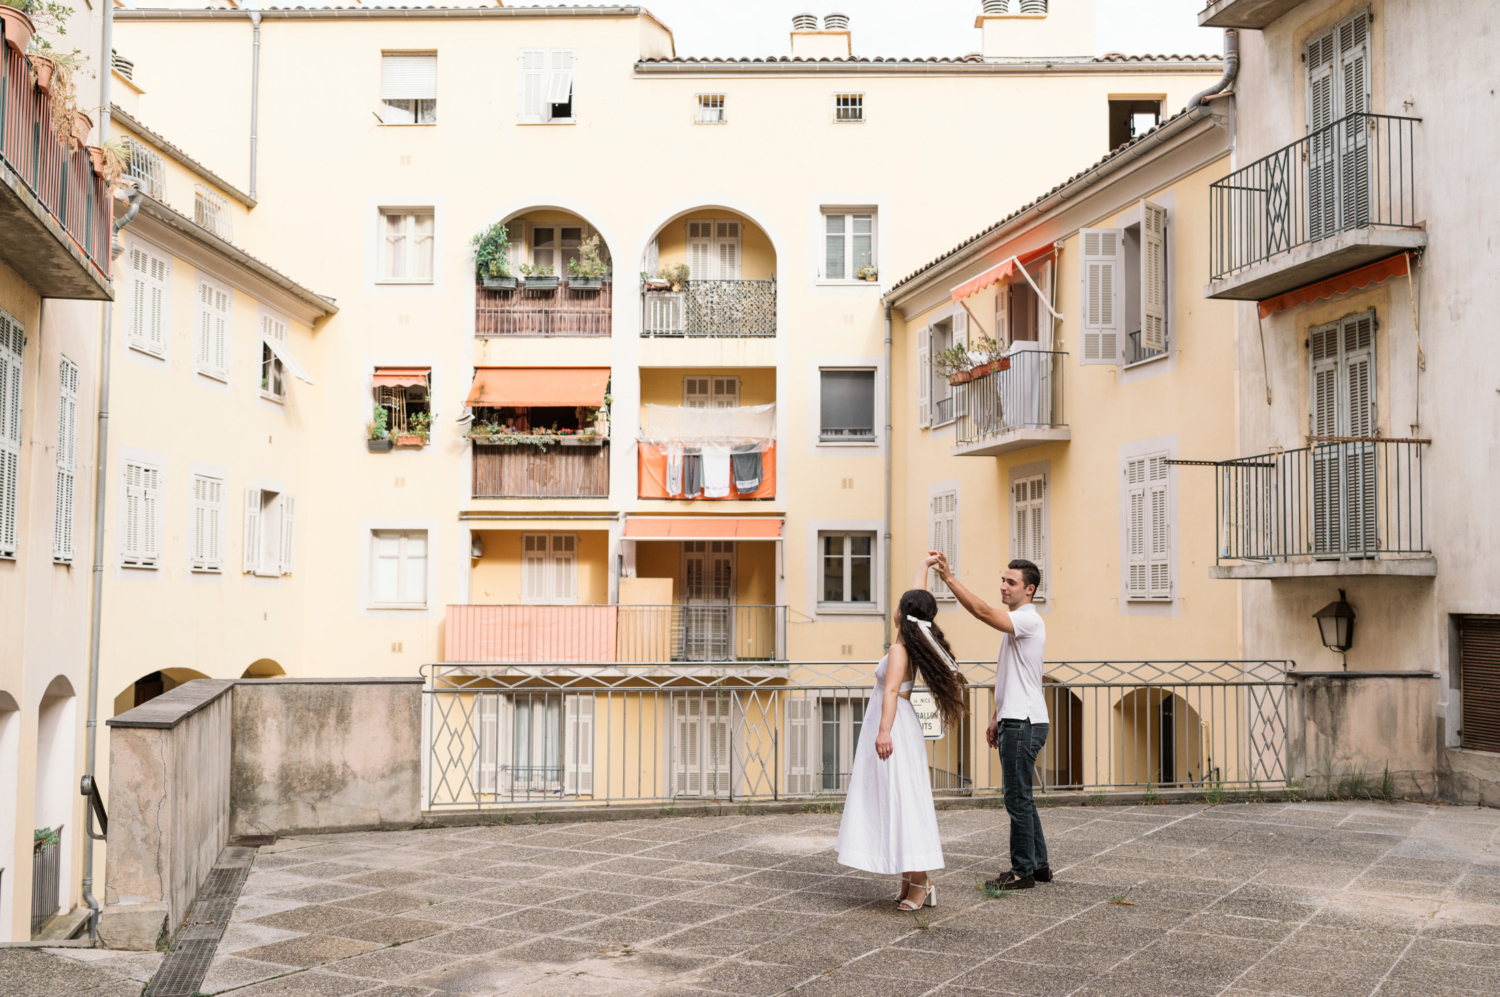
[{"left": 933, "top": 553, "right": 1051, "bottom": 890}]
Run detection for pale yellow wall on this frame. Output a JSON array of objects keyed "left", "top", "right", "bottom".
[
  {"left": 116, "top": 123, "right": 251, "bottom": 234},
  {"left": 469, "top": 529, "right": 610, "bottom": 604},
  {"left": 639, "top": 367, "right": 776, "bottom": 407}
]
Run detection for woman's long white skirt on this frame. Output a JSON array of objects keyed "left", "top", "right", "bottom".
[{"left": 835, "top": 695, "right": 945, "bottom": 875}]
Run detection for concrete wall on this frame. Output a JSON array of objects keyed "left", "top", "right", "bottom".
[
  {"left": 102, "top": 680, "right": 234, "bottom": 949},
  {"left": 1287, "top": 671, "right": 1438, "bottom": 798},
  {"left": 229, "top": 678, "right": 423, "bottom": 835}
]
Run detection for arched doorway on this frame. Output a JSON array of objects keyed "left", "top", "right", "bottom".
[
  {"left": 242, "top": 659, "right": 285, "bottom": 679},
  {"left": 1041, "top": 677, "right": 1084, "bottom": 790},
  {"left": 112, "top": 668, "right": 212, "bottom": 717},
  {"left": 34, "top": 677, "right": 75, "bottom": 936},
  {"left": 1114, "top": 687, "right": 1206, "bottom": 788},
  {"left": 0, "top": 691, "right": 19, "bottom": 940}
]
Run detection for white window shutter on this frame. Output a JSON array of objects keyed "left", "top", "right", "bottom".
[
  {"left": 519, "top": 49, "right": 546, "bottom": 121},
  {"left": 473, "top": 693, "right": 500, "bottom": 795},
  {"left": 0, "top": 312, "right": 18, "bottom": 558},
  {"left": 564, "top": 695, "right": 594, "bottom": 795},
  {"left": 1080, "top": 229, "right": 1122, "bottom": 365},
  {"left": 713, "top": 220, "right": 741, "bottom": 279},
  {"left": 952, "top": 311, "right": 969, "bottom": 418},
  {"left": 1037, "top": 261, "right": 1053, "bottom": 347},
  {"left": 683, "top": 376, "right": 711, "bottom": 408},
  {"left": 138, "top": 466, "right": 160, "bottom": 565},
  {"left": 675, "top": 697, "right": 700, "bottom": 794},
  {"left": 1148, "top": 456, "right": 1170, "bottom": 599},
  {"left": 53, "top": 359, "right": 78, "bottom": 563},
  {"left": 381, "top": 53, "right": 437, "bottom": 100},
  {"left": 522, "top": 533, "right": 547, "bottom": 603},
  {"left": 280, "top": 495, "right": 296, "bottom": 575},
  {"left": 1126, "top": 458, "right": 1147, "bottom": 597},
  {"left": 243, "top": 487, "right": 261, "bottom": 574},
  {"left": 930, "top": 490, "right": 958, "bottom": 599},
  {"left": 1013, "top": 475, "right": 1046, "bottom": 594},
  {"left": 545, "top": 49, "right": 575, "bottom": 108},
  {"left": 995, "top": 283, "right": 1011, "bottom": 346},
  {"left": 686, "top": 221, "right": 712, "bottom": 282},
  {"left": 191, "top": 475, "right": 209, "bottom": 569},
  {"left": 256, "top": 494, "right": 282, "bottom": 577},
  {"left": 1140, "top": 201, "right": 1168, "bottom": 352},
  {"left": 917, "top": 325, "right": 931, "bottom": 429},
  {"left": 551, "top": 533, "right": 577, "bottom": 603},
  {"left": 785, "top": 697, "right": 814, "bottom": 796},
  {"left": 711, "top": 376, "right": 739, "bottom": 408}
]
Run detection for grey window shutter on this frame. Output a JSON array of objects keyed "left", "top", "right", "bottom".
[{"left": 1080, "top": 229, "right": 1123, "bottom": 365}]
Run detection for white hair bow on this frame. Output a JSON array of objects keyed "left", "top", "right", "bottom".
[{"left": 906, "top": 615, "right": 957, "bottom": 672}]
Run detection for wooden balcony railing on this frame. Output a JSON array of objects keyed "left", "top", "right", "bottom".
[
  {"left": 472, "top": 440, "right": 609, "bottom": 498},
  {"left": 475, "top": 280, "right": 612, "bottom": 337}
]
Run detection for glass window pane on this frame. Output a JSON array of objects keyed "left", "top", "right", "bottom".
[
  {"left": 850, "top": 550, "right": 871, "bottom": 602},
  {"left": 820, "top": 370, "right": 876, "bottom": 437},
  {"left": 824, "top": 215, "right": 845, "bottom": 279},
  {"left": 849, "top": 535, "right": 871, "bottom": 556},
  {"left": 822, "top": 533, "right": 845, "bottom": 602},
  {"left": 403, "top": 551, "right": 427, "bottom": 604},
  {"left": 412, "top": 214, "right": 434, "bottom": 281},
  {"left": 852, "top": 233, "right": 872, "bottom": 271},
  {"left": 384, "top": 214, "right": 405, "bottom": 279}
]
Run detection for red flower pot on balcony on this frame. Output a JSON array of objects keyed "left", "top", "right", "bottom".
[
  {"left": 0, "top": 6, "right": 35, "bottom": 53},
  {"left": 30, "top": 53, "right": 54, "bottom": 92},
  {"left": 72, "top": 110, "right": 93, "bottom": 147},
  {"left": 394, "top": 434, "right": 425, "bottom": 448}
]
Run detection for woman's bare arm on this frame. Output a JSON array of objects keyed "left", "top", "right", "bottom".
[
  {"left": 874, "top": 644, "right": 909, "bottom": 760},
  {"left": 912, "top": 553, "right": 941, "bottom": 593}
]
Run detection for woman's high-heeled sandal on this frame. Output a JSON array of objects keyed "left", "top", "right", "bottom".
[
  {"left": 898, "top": 881, "right": 936, "bottom": 911},
  {"left": 894, "top": 874, "right": 911, "bottom": 905}
]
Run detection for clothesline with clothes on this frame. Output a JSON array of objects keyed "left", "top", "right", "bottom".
[{"left": 638, "top": 403, "right": 777, "bottom": 500}]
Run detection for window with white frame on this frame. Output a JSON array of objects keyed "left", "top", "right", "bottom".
[
  {"left": 473, "top": 693, "right": 594, "bottom": 797},
  {"left": 819, "top": 369, "right": 876, "bottom": 441},
  {"left": 686, "top": 220, "right": 741, "bottom": 280},
  {"left": 1011, "top": 473, "right": 1047, "bottom": 598},
  {"left": 194, "top": 276, "right": 231, "bottom": 381},
  {"left": 672, "top": 694, "right": 731, "bottom": 796},
  {"left": 696, "top": 93, "right": 726, "bottom": 124},
  {"left": 190, "top": 473, "right": 225, "bottom": 572},
  {"left": 245, "top": 487, "right": 296, "bottom": 578},
  {"left": 1079, "top": 227, "right": 1121, "bottom": 365},
  {"left": 521, "top": 533, "right": 578, "bottom": 605},
  {"left": 127, "top": 244, "right": 170, "bottom": 357},
  {"left": 531, "top": 225, "right": 581, "bottom": 273},
  {"left": 1125, "top": 454, "right": 1170, "bottom": 600},
  {"left": 260, "top": 311, "right": 288, "bottom": 401},
  {"left": 930, "top": 488, "right": 959, "bottom": 599},
  {"left": 1083, "top": 199, "right": 1169, "bottom": 367},
  {"left": 371, "top": 529, "right": 425, "bottom": 607},
  {"left": 833, "top": 93, "right": 864, "bottom": 122},
  {"left": 683, "top": 375, "right": 739, "bottom": 408},
  {"left": 380, "top": 209, "right": 435, "bottom": 283},
  {"left": 53, "top": 358, "right": 78, "bottom": 563},
  {"left": 193, "top": 185, "right": 233, "bottom": 242},
  {"left": 923, "top": 315, "right": 964, "bottom": 428},
  {"left": 121, "top": 460, "right": 161, "bottom": 568},
  {"left": 819, "top": 531, "right": 874, "bottom": 605},
  {"left": 124, "top": 137, "right": 166, "bottom": 200},
  {"left": 381, "top": 52, "right": 437, "bottom": 124},
  {"left": 785, "top": 693, "right": 866, "bottom": 795},
  {"left": 519, "top": 49, "right": 576, "bottom": 123},
  {"left": 822, "top": 210, "right": 875, "bottom": 282},
  {"left": 0, "top": 310, "right": 23, "bottom": 557}
]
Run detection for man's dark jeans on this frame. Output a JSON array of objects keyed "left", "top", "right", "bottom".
[{"left": 999, "top": 718, "right": 1050, "bottom": 877}]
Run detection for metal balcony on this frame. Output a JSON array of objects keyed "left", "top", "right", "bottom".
[
  {"left": 475, "top": 279, "right": 612, "bottom": 337},
  {"left": 952, "top": 350, "right": 1069, "bottom": 457},
  {"left": 443, "top": 604, "right": 788, "bottom": 663},
  {"left": 641, "top": 279, "right": 776, "bottom": 338}
]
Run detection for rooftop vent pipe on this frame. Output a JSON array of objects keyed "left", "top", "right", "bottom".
[
  {"left": 792, "top": 13, "right": 818, "bottom": 30},
  {"left": 824, "top": 12, "right": 848, "bottom": 30},
  {"left": 982, "top": 0, "right": 1009, "bottom": 12}
]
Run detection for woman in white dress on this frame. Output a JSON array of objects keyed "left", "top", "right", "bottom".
[{"left": 835, "top": 555, "right": 969, "bottom": 910}]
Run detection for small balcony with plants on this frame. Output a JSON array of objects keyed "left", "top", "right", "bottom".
[
  {"left": 367, "top": 367, "right": 432, "bottom": 451},
  {"left": 471, "top": 214, "right": 612, "bottom": 337},
  {"left": 932, "top": 335, "right": 1068, "bottom": 457},
  {"left": 640, "top": 213, "right": 776, "bottom": 338},
  {"left": 465, "top": 367, "right": 611, "bottom": 499}
]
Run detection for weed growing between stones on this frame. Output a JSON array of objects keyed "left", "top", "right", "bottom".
[
  {"left": 910, "top": 912, "right": 933, "bottom": 930},
  {"left": 1089, "top": 790, "right": 1108, "bottom": 807},
  {"left": 1143, "top": 783, "right": 1161, "bottom": 805},
  {"left": 1203, "top": 777, "right": 1227, "bottom": 806}
]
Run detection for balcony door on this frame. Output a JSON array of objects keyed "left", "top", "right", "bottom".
[
  {"left": 1306, "top": 9, "right": 1371, "bottom": 241},
  {"left": 672, "top": 694, "right": 732, "bottom": 797},
  {"left": 1310, "top": 311, "right": 1377, "bottom": 558},
  {"left": 680, "top": 540, "right": 735, "bottom": 661}
]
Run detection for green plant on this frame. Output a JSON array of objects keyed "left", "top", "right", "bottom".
[
  {"left": 930, "top": 343, "right": 976, "bottom": 378},
  {"left": 1108, "top": 891, "right": 1137, "bottom": 906},
  {"left": 974, "top": 333, "right": 1006, "bottom": 366},
  {"left": 96, "top": 136, "right": 129, "bottom": 187},
  {"left": 369, "top": 407, "right": 389, "bottom": 441},
  {"left": 657, "top": 262, "right": 689, "bottom": 290},
  {"left": 469, "top": 222, "right": 511, "bottom": 279},
  {"left": 7, "top": 0, "right": 76, "bottom": 35},
  {"left": 1284, "top": 778, "right": 1306, "bottom": 803},
  {"left": 909, "top": 912, "right": 932, "bottom": 930},
  {"left": 1088, "top": 789, "right": 1108, "bottom": 807},
  {"left": 567, "top": 234, "right": 608, "bottom": 279},
  {"left": 532, "top": 811, "right": 549, "bottom": 825},
  {"left": 1142, "top": 782, "right": 1161, "bottom": 805},
  {"left": 978, "top": 877, "right": 1011, "bottom": 900},
  {"left": 1341, "top": 765, "right": 1371, "bottom": 801},
  {"left": 519, "top": 262, "right": 556, "bottom": 278},
  {"left": 856, "top": 264, "right": 878, "bottom": 280},
  {"left": 1203, "top": 776, "right": 1227, "bottom": 806},
  {"left": 33, "top": 826, "right": 60, "bottom": 851},
  {"left": 408, "top": 411, "right": 433, "bottom": 442},
  {"left": 1380, "top": 763, "right": 1395, "bottom": 803}
]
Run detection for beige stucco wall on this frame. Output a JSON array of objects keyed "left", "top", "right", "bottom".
[
  {"left": 470, "top": 529, "right": 611, "bottom": 605},
  {"left": 1288, "top": 672, "right": 1438, "bottom": 798}
]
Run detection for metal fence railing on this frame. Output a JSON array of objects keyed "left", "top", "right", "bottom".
[
  {"left": 955, "top": 350, "right": 1067, "bottom": 448},
  {"left": 1209, "top": 113, "right": 1420, "bottom": 281},
  {"left": 1, "top": 28, "right": 112, "bottom": 280},
  {"left": 641, "top": 280, "right": 776, "bottom": 338},
  {"left": 31, "top": 829, "right": 60, "bottom": 937},
  {"left": 422, "top": 659, "right": 1291, "bottom": 810},
  {"left": 1126, "top": 330, "right": 1166, "bottom": 366},
  {"left": 476, "top": 279, "right": 613, "bottom": 337},
  {"left": 471, "top": 441, "right": 609, "bottom": 499},
  {"left": 193, "top": 183, "right": 233, "bottom": 242},
  {"left": 444, "top": 604, "right": 788, "bottom": 664},
  {"left": 1216, "top": 438, "right": 1428, "bottom": 564}
]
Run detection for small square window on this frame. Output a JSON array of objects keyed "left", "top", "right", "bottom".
[
  {"left": 820, "top": 532, "right": 875, "bottom": 604},
  {"left": 833, "top": 93, "right": 864, "bottom": 122},
  {"left": 382, "top": 52, "right": 437, "bottom": 124},
  {"left": 379, "top": 209, "right": 435, "bottom": 283},
  {"left": 821, "top": 210, "right": 876, "bottom": 281},
  {"left": 696, "top": 93, "right": 726, "bottom": 124},
  {"left": 372, "top": 529, "right": 428, "bottom": 608},
  {"left": 819, "top": 370, "right": 875, "bottom": 441}
]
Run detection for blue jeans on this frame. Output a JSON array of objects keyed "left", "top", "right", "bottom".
[{"left": 999, "top": 718, "right": 1050, "bottom": 877}]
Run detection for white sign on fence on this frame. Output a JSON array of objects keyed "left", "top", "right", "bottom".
[{"left": 909, "top": 691, "right": 943, "bottom": 740}]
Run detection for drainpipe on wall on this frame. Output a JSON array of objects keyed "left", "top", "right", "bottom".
[
  {"left": 883, "top": 304, "right": 893, "bottom": 652},
  {"left": 249, "top": 9, "right": 262, "bottom": 201}
]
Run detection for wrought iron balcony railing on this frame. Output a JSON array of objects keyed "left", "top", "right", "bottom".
[
  {"left": 1215, "top": 438, "right": 1428, "bottom": 564},
  {"left": 1209, "top": 113, "right": 1420, "bottom": 282},
  {"left": 475, "top": 279, "right": 612, "bottom": 337},
  {"left": 641, "top": 279, "right": 776, "bottom": 338},
  {"left": 444, "top": 604, "right": 788, "bottom": 663},
  {"left": 954, "top": 350, "right": 1067, "bottom": 448},
  {"left": 472, "top": 440, "right": 608, "bottom": 499}
]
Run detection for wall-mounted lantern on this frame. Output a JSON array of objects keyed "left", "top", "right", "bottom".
[{"left": 1313, "top": 588, "right": 1356, "bottom": 664}]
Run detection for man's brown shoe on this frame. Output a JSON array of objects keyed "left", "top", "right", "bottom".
[
  {"left": 986, "top": 872, "right": 1035, "bottom": 890},
  {"left": 1034, "top": 866, "right": 1053, "bottom": 883}
]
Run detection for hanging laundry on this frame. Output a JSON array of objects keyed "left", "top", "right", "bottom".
[
  {"left": 702, "top": 446, "right": 732, "bottom": 498},
  {"left": 666, "top": 445, "right": 684, "bottom": 496},
  {"left": 731, "top": 444, "right": 762, "bottom": 492},
  {"left": 681, "top": 450, "right": 703, "bottom": 498}
]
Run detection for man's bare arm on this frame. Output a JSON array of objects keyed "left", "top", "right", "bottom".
[{"left": 932, "top": 551, "right": 1014, "bottom": 634}]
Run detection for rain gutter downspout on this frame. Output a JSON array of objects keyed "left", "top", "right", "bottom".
[
  {"left": 249, "top": 9, "right": 261, "bottom": 201},
  {"left": 883, "top": 304, "right": 893, "bottom": 652}
]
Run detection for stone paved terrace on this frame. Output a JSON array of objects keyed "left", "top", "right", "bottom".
[{"left": 8, "top": 801, "right": 1500, "bottom": 997}]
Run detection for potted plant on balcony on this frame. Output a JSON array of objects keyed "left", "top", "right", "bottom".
[
  {"left": 566, "top": 234, "right": 608, "bottom": 290},
  {"left": 857, "top": 264, "right": 879, "bottom": 282},
  {"left": 367, "top": 408, "right": 392, "bottom": 452},
  {"left": 932, "top": 343, "right": 978, "bottom": 386},
  {"left": 395, "top": 411, "right": 431, "bottom": 448},
  {"left": 470, "top": 221, "right": 517, "bottom": 290},
  {"left": 657, "top": 262, "right": 689, "bottom": 292},
  {"left": 519, "top": 262, "right": 559, "bottom": 291},
  {"left": 86, "top": 137, "right": 128, "bottom": 188},
  {"left": 0, "top": 2, "right": 36, "bottom": 53}
]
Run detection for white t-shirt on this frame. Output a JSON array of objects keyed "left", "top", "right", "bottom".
[{"left": 994, "top": 603, "right": 1048, "bottom": 723}]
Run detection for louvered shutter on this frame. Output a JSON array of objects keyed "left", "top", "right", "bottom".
[
  {"left": 1014, "top": 475, "right": 1046, "bottom": 594},
  {"left": 1306, "top": 31, "right": 1337, "bottom": 239},
  {"left": 675, "top": 697, "right": 701, "bottom": 794},
  {"left": 996, "top": 282, "right": 1011, "bottom": 346},
  {"left": 191, "top": 475, "right": 210, "bottom": 569},
  {"left": 1126, "top": 458, "right": 1147, "bottom": 597},
  {"left": 705, "top": 695, "right": 730, "bottom": 794},
  {"left": 257, "top": 493, "right": 282, "bottom": 577},
  {"left": 53, "top": 359, "right": 78, "bottom": 563},
  {"left": 564, "top": 695, "right": 594, "bottom": 795},
  {"left": 197, "top": 279, "right": 231, "bottom": 380},
  {"left": 206, "top": 477, "right": 223, "bottom": 570},
  {"left": 1080, "top": 229, "right": 1122, "bottom": 365},
  {"left": 824, "top": 214, "right": 846, "bottom": 280},
  {"left": 930, "top": 490, "right": 958, "bottom": 599},
  {"left": 280, "top": 495, "right": 296, "bottom": 574},
  {"left": 951, "top": 310, "right": 969, "bottom": 418},
  {"left": 686, "top": 221, "right": 712, "bottom": 282},
  {"left": 1460, "top": 617, "right": 1500, "bottom": 754},
  {"left": 243, "top": 487, "right": 261, "bottom": 573},
  {"left": 519, "top": 50, "right": 546, "bottom": 121},
  {"left": 1336, "top": 12, "right": 1371, "bottom": 229},
  {"left": 917, "top": 325, "right": 931, "bottom": 428},
  {"left": 683, "top": 376, "right": 711, "bottom": 408},
  {"left": 0, "top": 312, "right": 19, "bottom": 557},
  {"left": 381, "top": 53, "right": 437, "bottom": 100},
  {"left": 1140, "top": 201, "right": 1168, "bottom": 352},
  {"left": 711, "top": 376, "right": 739, "bottom": 408},
  {"left": 473, "top": 694, "right": 500, "bottom": 795},
  {"left": 1147, "top": 456, "right": 1171, "bottom": 598},
  {"left": 1341, "top": 312, "right": 1377, "bottom": 553},
  {"left": 522, "top": 533, "right": 548, "bottom": 603},
  {"left": 140, "top": 465, "right": 160, "bottom": 565},
  {"left": 551, "top": 533, "right": 577, "bottom": 603},
  {"left": 129, "top": 247, "right": 170, "bottom": 356},
  {"left": 785, "top": 697, "right": 815, "bottom": 795},
  {"left": 714, "top": 221, "right": 741, "bottom": 279},
  {"left": 545, "top": 49, "right": 575, "bottom": 110}
]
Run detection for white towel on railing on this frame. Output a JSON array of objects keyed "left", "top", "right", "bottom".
[
  {"left": 702, "top": 446, "right": 731, "bottom": 498},
  {"left": 666, "top": 445, "right": 683, "bottom": 496}
]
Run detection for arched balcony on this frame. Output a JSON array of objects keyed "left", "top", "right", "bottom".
[
  {"left": 474, "top": 209, "right": 614, "bottom": 337},
  {"left": 641, "top": 210, "right": 776, "bottom": 339}
]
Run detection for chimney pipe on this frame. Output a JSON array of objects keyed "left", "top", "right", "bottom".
[
  {"left": 823, "top": 12, "right": 848, "bottom": 30},
  {"left": 792, "top": 12, "right": 818, "bottom": 30},
  {"left": 982, "top": 0, "right": 1009, "bottom": 12}
]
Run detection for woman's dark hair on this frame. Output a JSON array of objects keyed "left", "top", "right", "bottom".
[{"left": 896, "top": 589, "right": 968, "bottom": 727}]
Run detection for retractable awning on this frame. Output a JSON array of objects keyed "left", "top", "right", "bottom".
[
  {"left": 372, "top": 366, "right": 430, "bottom": 388},
  {"left": 263, "top": 336, "right": 313, "bottom": 384},
  {"left": 465, "top": 367, "right": 610, "bottom": 407},
  {"left": 623, "top": 517, "right": 783, "bottom": 540},
  {"left": 949, "top": 244, "right": 1057, "bottom": 305},
  {"left": 1257, "top": 253, "right": 1410, "bottom": 319}
]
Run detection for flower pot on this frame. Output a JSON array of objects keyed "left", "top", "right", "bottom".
[
  {"left": 991, "top": 357, "right": 1011, "bottom": 373},
  {"left": 367, "top": 438, "right": 393, "bottom": 453},
  {"left": 567, "top": 277, "right": 603, "bottom": 291},
  {"left": 523, "top": 275, "right": 560, "bottom": 291},
  {"left": 482, "top": 275, "right": 517, "bottom": 290},
  {"left": 0, "top": 6, "right": 35, "bottom": 54},
  {"left": 394, "top": 434, "right": 425, "bottom": 447},
  {"left": 72, "top": 110, "right": 93, "bottom": 147},
  {"left": 29, "top": 54, "right": 54, "bottom": 92},
  {"left": 947, "top": 370, "right": 973, "bottom": 387},
  {"left": 86, "top": 144, "right": 107, "bottom": 176}
]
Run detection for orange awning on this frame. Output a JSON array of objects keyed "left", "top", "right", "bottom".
[
  {"left": 465, "top": 367, "right": 610, "bottom": 407},
  {"left": 372, "top": 366, "right": 430, "bottom": 388},
  {"left": 950, "top": 244, "right": 1055, "bottom": 303},
  {"left": 1258, "top": 253, "right": 1411, "bottom": 319},
  {"left": 624, "top": 517, "right": 783, "bottom": 540}
]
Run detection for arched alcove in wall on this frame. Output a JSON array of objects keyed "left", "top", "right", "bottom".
[
  {"left": 0, "top": 690, "right": 19, "bottom": 940},
  {"left": 242, "top": 659, "right": 286, "bottom": 679},
  {"left": 34, "top": 677, "right": 76, "bottom": 935},
  {"left": 472, "top": 204, "right": 617, "bottom": 338},
  {"left": 1041, "top": 678, "right": 1085, "bottom": 790},
  {"left": 111, "top": 667, "right": 213, "bottom": 717},
  {"left": 638, "top": 205, "right": 778, "bottom": 338},
  {"left": 1113, "top": 687, "right": 1206, "bottom": 788}
]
